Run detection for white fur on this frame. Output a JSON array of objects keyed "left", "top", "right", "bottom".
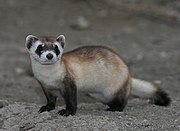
[
  {"left": 131, "top": 78, "right": 156, "bottom": 98},
  {"left": 29, "top": 40, "right": 42, "bottom": 53},
  {"left": 54, "top": 41, "right": 64, "bottom": 57},
  {"left": 31, "top": 58, "right": 65, "bottom": 90},
  {"left": 26, "top": 35, "right": 37, "bottom": 43},
  {"left": 27, "top": 40, "right": 63, "bottom": 65},
  {"left": 26, "top": 35, "right": 66, "bottom": 90},
  {"left": 40, "top": 50, "right": 58, "bottom": 65},
  {"left": 57, "top": 35, "right": 65, "bottom": 43},
  {"left": 28, "top": 41, "right": 43, "bottom": 62},
  {"left": 69, "top": 61, "right": 129, "bottom": 103}
]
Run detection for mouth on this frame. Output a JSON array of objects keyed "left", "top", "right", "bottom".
[
  {"left": 32, "top": 55, "right": 57, "bottom": 65},
  {"left": 41, "top": 60, "right": 55, "bottom": 65}
]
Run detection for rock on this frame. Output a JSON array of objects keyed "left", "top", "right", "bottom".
[
  {"left": 136, "top": 53, "right": 144, "bottom": 61},
  {"left": 15, "top": 67, "right": 25, "bottom": 75},
  {"left": 19, "top": 122, "right": 35, "bottom": 131},
  {"left": 0, "top": 100, "right": 8, "bottom": 108},
  {"left": 35, "top": 111, "right": 52, "bottom": 123},
  {"left": 8, "top": 125, "right": 19, "bottom": 131},
  {"left": 141, "top": 119, "right": 150, "bottom": 127},
  {"left": 70, "top": 16, "right": 90, "bottom": 30},
  {"left": 0, "top": 118, "right": 3, "bottom": 129}
]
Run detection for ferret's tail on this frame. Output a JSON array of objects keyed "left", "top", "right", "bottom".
[{"left": 131, "top": 78, "right": 171, "bottom": 106}]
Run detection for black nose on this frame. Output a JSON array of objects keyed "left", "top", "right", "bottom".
[{"left": 46, "top": 53, "right": 53, "bottom": 60}]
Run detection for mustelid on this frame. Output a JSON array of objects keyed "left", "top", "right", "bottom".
[{"left": 25, "top": 35, "right": 171, "bottom": 116}]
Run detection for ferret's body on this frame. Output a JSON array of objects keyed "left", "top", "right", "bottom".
[
  {"left": 26, "top": 35, "right": 171, "bottom": 116},
  {"left": 63, "top": 46, "right": 131, "bottom": 103},
  {"left": 32, "top": 46, "right": 131, "bottom": 103}
]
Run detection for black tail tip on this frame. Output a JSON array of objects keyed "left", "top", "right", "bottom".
[{"left": 151, "top": 88, "right": 171, "bottom": 107}]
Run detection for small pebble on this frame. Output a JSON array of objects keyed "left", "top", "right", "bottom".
[
  {"left": 19, "top": 122, "right": 35, "bottom": 131},
  {"left": 154, "top": 80, "right": 162, "bottom": 84},
  {"left": 15, "top": 67, "right": 25, "bottom": 75},
  {"left": 160, "top": 51, "right": 168, "bottom": 58}
]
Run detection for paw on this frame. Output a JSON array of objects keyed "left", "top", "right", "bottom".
[
  {"left": 39, "top": 104, "right": 55, "bottom": 113},
  {"left": 57, "top": 109, "right": 76, "bottom": 116},
  {"left": 106, "top": 108, "right": 117, "bottom": 112},
  {"left": 105, "top": 107, "right": 123, "bottom": 112}
]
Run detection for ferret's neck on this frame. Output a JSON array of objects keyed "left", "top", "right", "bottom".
[{"left": 30, "top": 56, "right": 66, "bottom": 79}]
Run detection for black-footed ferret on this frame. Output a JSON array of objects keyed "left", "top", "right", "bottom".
[{"left": 25, "top": 35, "right": 171, "bottom": 116}]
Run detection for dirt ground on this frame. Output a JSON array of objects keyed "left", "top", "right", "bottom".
[{"left": 0, "top": 0, "right": 180, "bottom": 130}]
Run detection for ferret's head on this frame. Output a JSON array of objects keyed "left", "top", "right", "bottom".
[{"left": 25, "top": 35, "right": 65, "bottom": 65}]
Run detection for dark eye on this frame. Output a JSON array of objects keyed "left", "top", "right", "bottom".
[
  {"left": 37, "top": 45, "right": 43, "bottom": 52},
  {"left": 54, "top": 45, "right": 60, "bottom": 56},
  {"left": 35, "top": 45, "right": 43, "bottom": 56}
]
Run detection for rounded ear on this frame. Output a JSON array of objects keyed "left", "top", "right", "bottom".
[
  {"left": 56, "top": 35, "right": 65, "bottom": 49},
  {"left": 25, "top": 35, "right": 39, "bottom": 50}
]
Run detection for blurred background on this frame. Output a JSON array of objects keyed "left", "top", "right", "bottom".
[{"left": 0, "top": 0, "right": 179, "bottom": 105}]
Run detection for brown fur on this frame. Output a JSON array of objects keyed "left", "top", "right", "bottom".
[
  {"left": 63, "top": 45, "right": 124, "bottom": 61},
  {"left": 63, "top": 45, "right": 127, "bottom": 74},
  {"left": 62, "top": 46, "right": 129, "bottom": 94},
  {"left": 39, "top": 36, "right": 56, "bottom": 43},
  {"left": 115, "top": 74, "right": 131, "bottom": 99},
  {"left": 62, "top": 59, "right": 78, "bottom": 84}
]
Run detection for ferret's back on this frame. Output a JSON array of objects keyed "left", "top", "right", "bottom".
[{"left": 63, "top": 46, "right": 124, "bottom": 63}]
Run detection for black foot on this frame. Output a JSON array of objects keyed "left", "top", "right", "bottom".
[
  {"left": 39, "top": 104, "right": 55, "bottom": 113},
  {"left": 105, "top": 88, "right": 128, "bottom": 112},
  {"left": 58, "top": 109, "right": 76, "bottom": 116},
  {"left": 106, "top": 107, "right": 123, "bottom": 112}
]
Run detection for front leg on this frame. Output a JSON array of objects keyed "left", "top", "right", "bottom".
[
  {"left": 58, "top": 75, "right": 77, "bottom": 116},
  {"left": 38, "top": 82, "right": 57, "bottom": 113},
  {"left": 39, "top": 92, "right": 57, "bottom": 113}
]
